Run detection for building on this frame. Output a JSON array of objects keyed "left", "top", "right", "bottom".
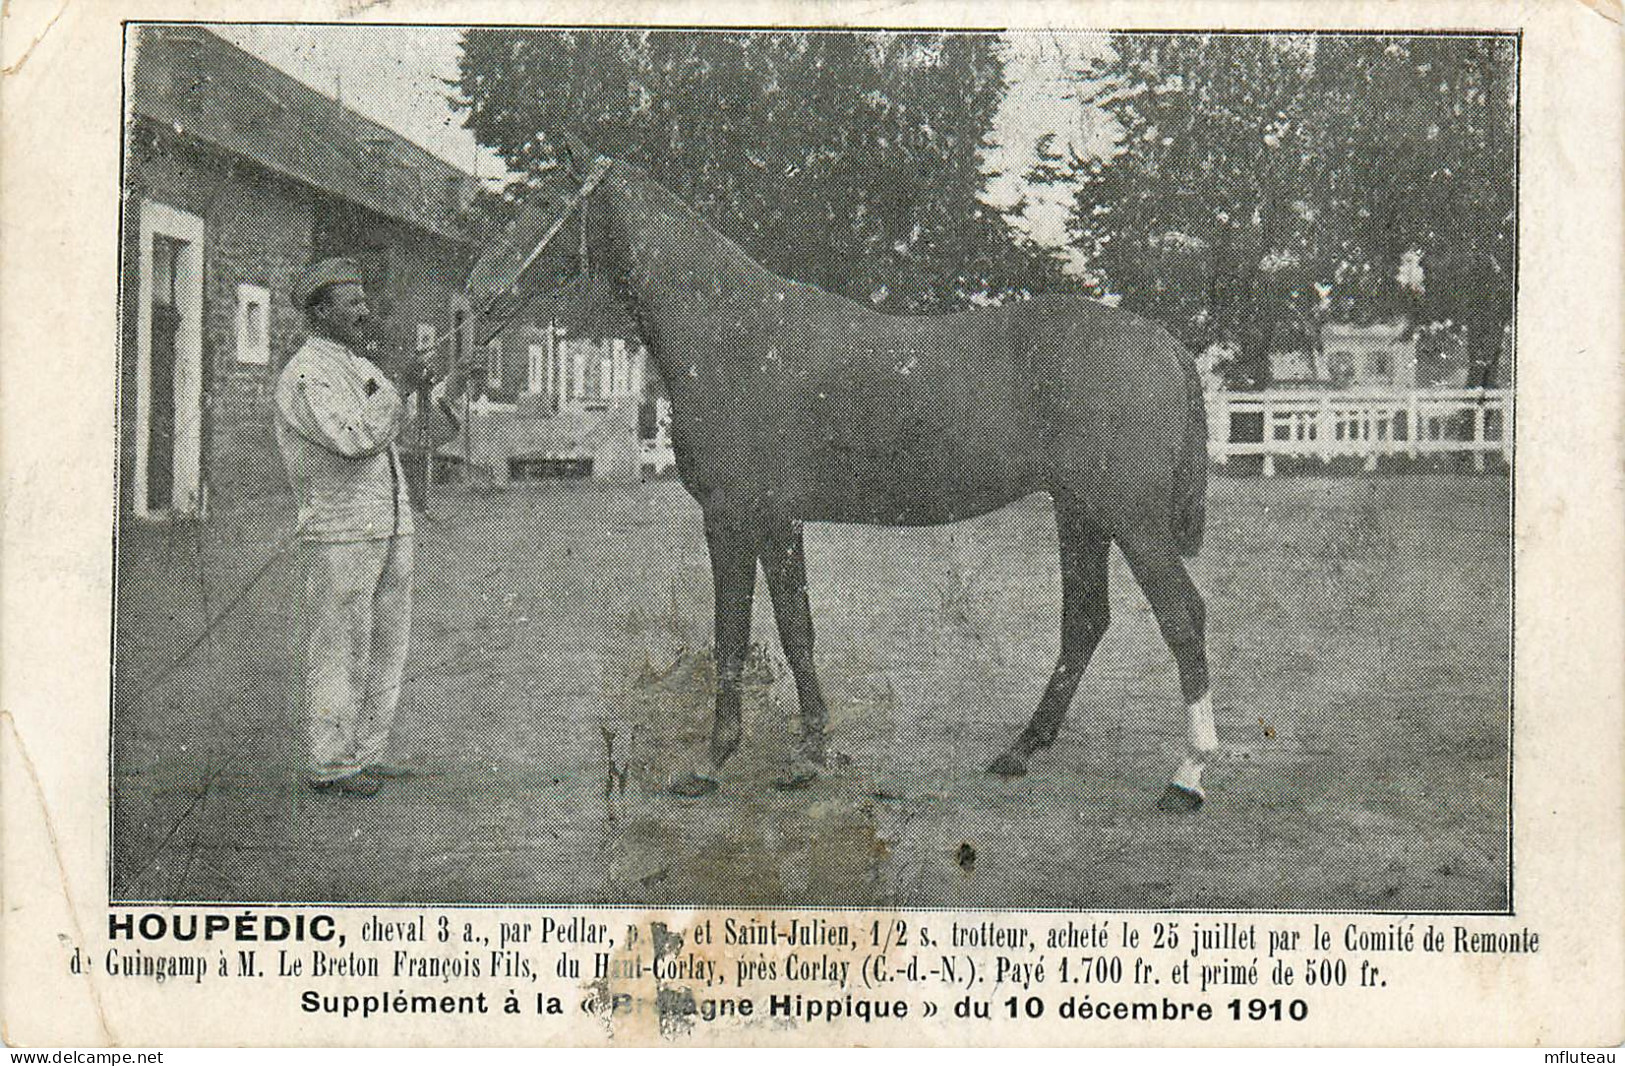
[
  {"left": 1267, "top": 348, "right": 1326, "bottom": 387},
  {"left": 120, "top": 25, "right": 481, "bottom": 517},
  {"left": 1320, "top": 320, "right": 1418, "bottom": 389},
  {"left": 1224, "top": 320, "right": 1471, "bottom": 393},
  {"left": 1319, "top": 319, "right": 1471, "bottom": 390},
  {"left": 463, "top": 269, "right": 672, "bottom": 484}
]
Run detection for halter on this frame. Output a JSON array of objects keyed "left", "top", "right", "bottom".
[
  {"left": 462, "top": 155, "right": 614, "bottom": 350},
  {"left": 401, "top": 156, "right": 612, "bottom": 369}
]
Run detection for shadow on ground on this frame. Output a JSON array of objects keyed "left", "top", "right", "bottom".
[{"left": 111, "top": 474, "right": 1510, "bottom": 910}]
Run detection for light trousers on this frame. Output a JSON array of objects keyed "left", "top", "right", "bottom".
[{"left": 300, "top": 535, "right": 414, "bottom": 782}]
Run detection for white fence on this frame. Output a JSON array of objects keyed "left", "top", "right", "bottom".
[
  {"left": 1208, "top": 387, "right": 1511, "bottom": 475},
  {"left": 465, "top": 388, "right": 1509, "bottom": 481}
]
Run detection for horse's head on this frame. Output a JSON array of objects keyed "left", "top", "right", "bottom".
[
  {"left": 463, "top": 136, "right": 625, "bottom": 322},
  {"left": 465, "top": 135, "right": 746, "bottom": 343},
  {"left": 555, "top": 141, "right": 676, "bottom": 297}
]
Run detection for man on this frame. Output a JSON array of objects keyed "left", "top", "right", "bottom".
[{"left": 276, "top": 258, "right": 425, "bottom": 796}]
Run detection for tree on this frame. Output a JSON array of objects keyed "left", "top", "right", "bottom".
[
  {"left": 454, "top": 30, "right": 1066, "bottom": 313},
  {"left": 1054, "top": 34, "right": 1516, "bottom": 385},
  {"left": 1337, "top": 35, "right": 1517, "bottom": 386}
]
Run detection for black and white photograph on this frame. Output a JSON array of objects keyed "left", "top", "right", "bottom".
[{"left": 106, "top": 22, "right": 1520, "bottom": 912}]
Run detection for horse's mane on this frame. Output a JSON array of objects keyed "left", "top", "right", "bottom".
[
  {"left": 609, "top": 162, "right": 762, "bottom": 270},
  {"left": 610, "top": 160, "right": 872, "bottom": 311}
]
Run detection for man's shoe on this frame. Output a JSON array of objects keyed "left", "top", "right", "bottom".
[
  {"left": 362, "top": 758, "right": 421, "bottom": 779},
  {"left": 309, "top": 773, "right": 381, "bottom": 797}
]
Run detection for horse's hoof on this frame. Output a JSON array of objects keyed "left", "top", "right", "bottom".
[
  {"left": 772, "top": 762, "right": 821, "bottom": 791},
  {"left": 670, "top": 774, "right": 720, "bottom": 798},
  {"left": 1157, "top": 783, "right": 1205, "bottom": 812},
  {"left": 987, "top": 752, "right": 1030, "bottom": 778}
]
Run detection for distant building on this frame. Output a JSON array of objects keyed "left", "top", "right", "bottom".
[
  {"left": 463, "top": 274, "right": 670, "bottom": 483},
  {"left": 1267, "top": 348, "right": 1325, "bottom": 387},
  {"left": 1321, "top": 320, "right": 1418, "bottom": 388},
  {"left": 1247, "top": 320, "right": 1471, "bottom": 393},
  {"left": 121, "top": 25, "right": 480, "bottom": 517}
]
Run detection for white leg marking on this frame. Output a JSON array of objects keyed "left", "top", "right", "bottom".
[
  {"left": 1170, "top": 692, "right": 1217, "bottom": 798},
  {"left": 1187, "top": 691, "right": 1218, "bottom": 754},
  {"left": 1173, "top": 756, "right": 1205, "bottom": 794}
]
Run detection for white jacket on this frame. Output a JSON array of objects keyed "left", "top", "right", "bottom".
[{"left": 274, "top": 335, "right": 413, "bottom": 542}]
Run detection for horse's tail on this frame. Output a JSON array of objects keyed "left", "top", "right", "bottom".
[{"left": 1172, "top": 352, "right": 1209, "bottom": 558}]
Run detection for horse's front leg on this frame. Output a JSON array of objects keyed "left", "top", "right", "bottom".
[
  {"left": 762, "top": 519, "right": 830, "bottom": 790},
  {"left": 671, "top": 512, "right": 759, "bottom": 797},
  {"left": 708, "top": 519, "right": 757, "bottom": 770}
]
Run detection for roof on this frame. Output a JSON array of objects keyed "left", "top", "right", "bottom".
[
  {"left": 1323, "top": 319, "right": 1412, "bottom": 340},
  {"left": 129, "top": 25, "right": 475, "bottom": 243}
]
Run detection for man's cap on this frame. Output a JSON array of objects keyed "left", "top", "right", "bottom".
[{"left": 293, "top": 257, "right": 365, "bottom": 309}]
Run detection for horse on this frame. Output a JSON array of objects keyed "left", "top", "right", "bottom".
[{"left": 484, "top": 149, "right": 1223, "bottom": 811}]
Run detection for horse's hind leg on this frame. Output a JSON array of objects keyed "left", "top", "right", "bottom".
[
  {"left": 670, "top": 511, "right": 758, "bottom": 797},
  {"left": 761, "top": 519, "right": 831, "bottom": 789},
  {"left": 1115, "top": 528, "right": 1217, "bottom": 811},
  {"left": 989, "top": 497, "right": 1111, "bottom": 777}
]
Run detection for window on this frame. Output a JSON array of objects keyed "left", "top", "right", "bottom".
[
  {"left": 552, "top": 332, "right": 569, "bottom": 412},
  {"left": 152, "top": 236, "right": 181, "bottom": 309},
  {"left": 486, "top": 341, "right": 503, "bottom": 390},
  {"left": 235, "top": 284, "right": 271, "bottom": 365},
  {"left": 416, "top": 323, "right": 437, "bottom": 360},
  {"left": 528, "top": 343, "right": 546, "bottom": 395},
  {"left": 611, "top": 339, "right": 630, "bottom": 397},
  {"left": 570, "top": 339, "right": 588, "bottom": 405},
  {"left": 1327, "top": 350, "right": 1356, "bottom": 387}
]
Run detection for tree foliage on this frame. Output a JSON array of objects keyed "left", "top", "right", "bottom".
[
  {"left": 454, "top": 30, "right": 1066, "bottom": 312},
  {"left": 1058, "top": 34, "right": 1516, "bottom": 385}
]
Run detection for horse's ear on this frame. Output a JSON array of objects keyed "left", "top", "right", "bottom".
[{"left": 559, "top": 132, "right": 596, "bottom": 175}]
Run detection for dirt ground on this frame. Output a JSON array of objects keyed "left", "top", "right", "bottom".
[{"left": 111, "top": 471, "right": 1510, "bottom": 910}]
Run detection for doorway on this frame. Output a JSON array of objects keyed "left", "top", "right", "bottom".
[{"left": 135, "top": 201, "right": 204, "bottom": 517}]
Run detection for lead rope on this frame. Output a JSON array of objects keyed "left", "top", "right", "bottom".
[{"left": 127, "top": 521, "right": 305, "bottom": 696}]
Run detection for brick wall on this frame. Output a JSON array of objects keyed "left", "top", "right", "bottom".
[
  {"left": 122, "top": 123, "right": 313, "bottom": 512},
  {"left": 121, "top": 122, "right": 472, "bottom": 514}
]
